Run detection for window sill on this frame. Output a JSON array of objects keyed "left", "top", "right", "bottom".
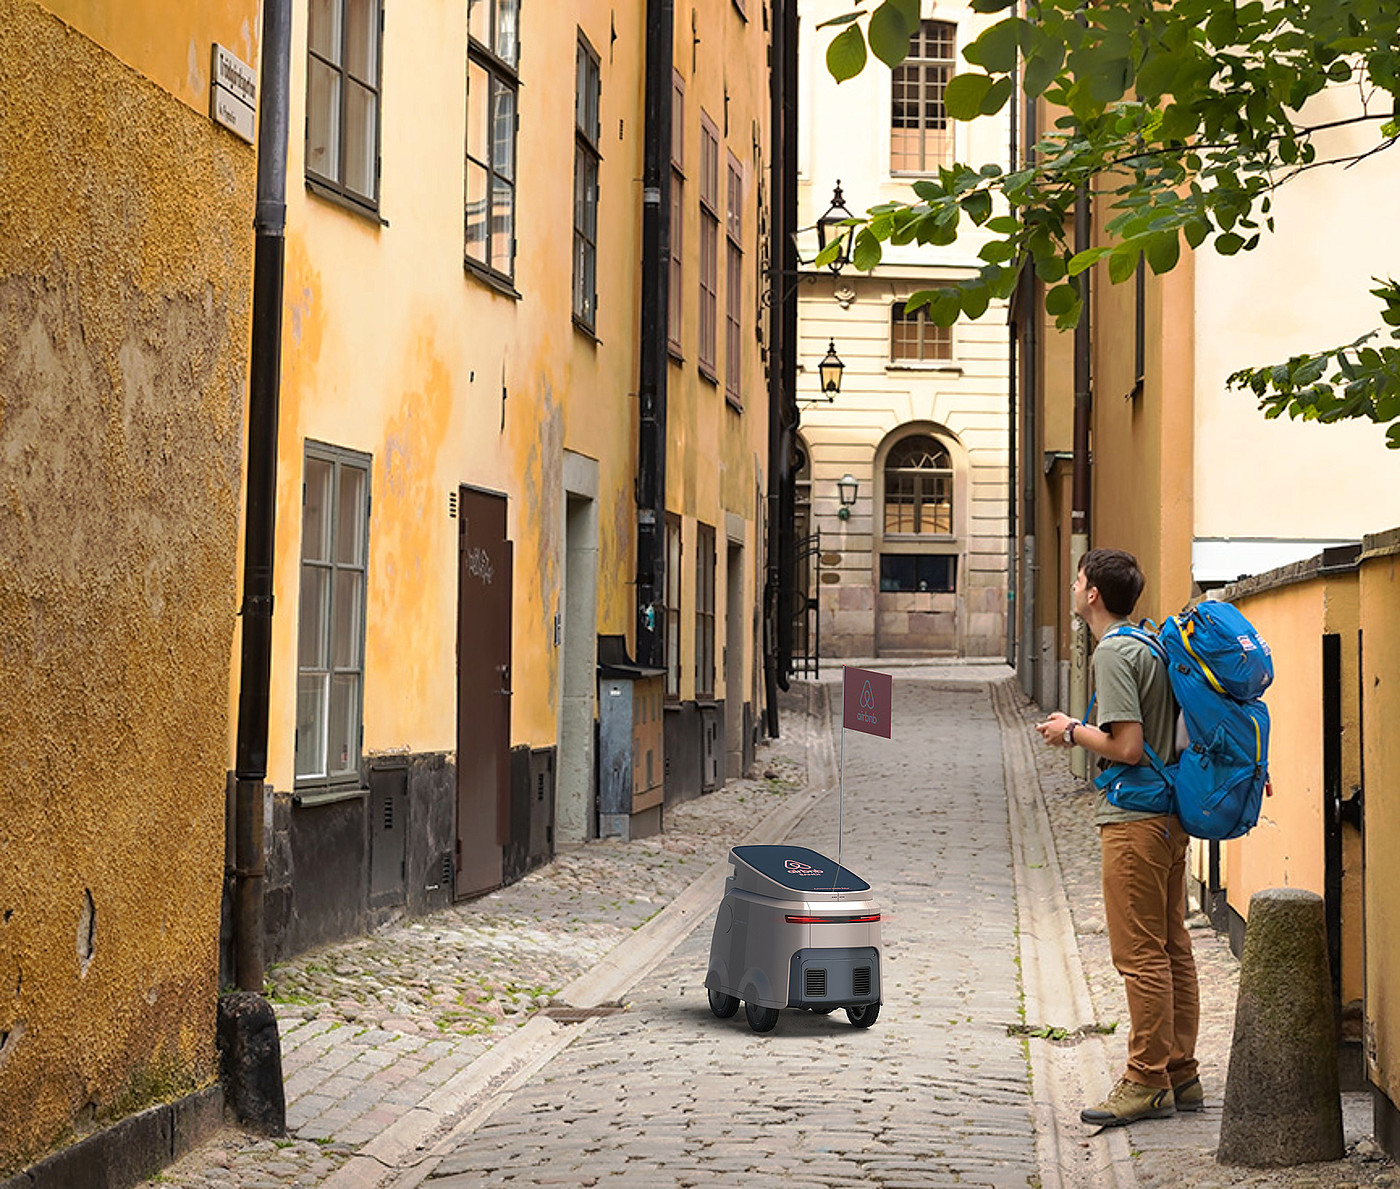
[
  {"left": 293, "top": 785, "right": 369, "bottom": 808},
  {"left": 697, "top": 364, "right": 719, "bottom": 387},
  {"left": 881, "top": 534, "right": 958, "bottom": 545},
  {"left": 667, "top": 344, "right": 685, "bottom": 365},
  {"left": 573, "top": 316, "right": 602, "bottom": 345},
  {"left": 464, "top": 259, "right": 522, "bottom": 300},
  {"left": 306, "top": 178, "right": 388, "bottom": 227},
  {"left": 725, "top": 392, "right": 743, "bottom": 414},
  {"left": 887, "top": 362, "right": 962, "bottom": 374}
]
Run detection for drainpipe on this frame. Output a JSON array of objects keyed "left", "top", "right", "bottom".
[
  {"left": 233, "top": 0, "right": 292, "bottom": 994},
  {"left": 1005, "top": 45, "right": 1019, "bottom": 671},
  {"left": 635, "top": 0, "right": 672, "bottom": 670},
  {"left": 1020, "top": 64, "right": 1039, "bottom": 701},
  {"left": 1069, "top": 186, "right": 1091, "bottom": 780},
  {"left": 764, "top": 0, "right": 799, "bottom": 733}
]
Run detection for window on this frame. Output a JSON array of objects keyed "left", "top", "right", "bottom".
[
  {"left": 466, "top": 0, "right": 520, "bottom": 281},
  {"left": 891, "top": 20, "right": 955, "bottom": 175},
  {"left": 573, "top": 35, "right": 602, "bottom": 329},
  {"left": 296, "top": 445, "right": 371, "bottom": 784},
  {"left": 884, "top": 435, "right": 954, "bottom": 535},
  {"left": 668, "top": 72, "right": 685, "bottom": 354},
  {"left": 698, "top": 114, "right": 721, "bottom": 380},
  {"left": 880, "top": 554, "right": 957, "bottom": 593},
  {"left": 724, "top": 155, "right": 744, "bottom": 406},
  {"left": 891, "top": 300, "right": 953, "bottom": 363},
  {"left": 665, "top": 515, "right": 683, "bottom": 700},
  {"left": 695, "top": 523, "right": 716, "bottom": 699},
  {"left": 306, "top": 0, "right": 383, "bottom": 209}
]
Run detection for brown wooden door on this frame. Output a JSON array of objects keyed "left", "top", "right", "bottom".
[{"left": 455, "top": 486, "right": 512, "bottom": 899}]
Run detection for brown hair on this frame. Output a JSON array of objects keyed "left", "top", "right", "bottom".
[{"left": 1079, "top": 548, "right": 1144, "bottom": 617}]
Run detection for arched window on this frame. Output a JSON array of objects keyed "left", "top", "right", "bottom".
[{"left": 884, "top": 435, "right": 953, "bottom": 535}]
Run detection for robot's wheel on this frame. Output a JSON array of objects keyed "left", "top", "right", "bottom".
[
  {"left": 745, "top": 1001, "right": 780, "bottom": 1033},
  {"left": 846, "top": 1003, "right": 880, "bottom": 1028},
  {"left": 708, "top": 987, "right": 740, "bottom": 1019}
]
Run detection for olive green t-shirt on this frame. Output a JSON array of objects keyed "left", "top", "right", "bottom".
[{"left": 1091, "top": 622, "right": 1176, "bottom": 826}]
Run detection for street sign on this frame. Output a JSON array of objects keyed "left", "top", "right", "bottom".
[
  {"left": 211, "top": 44, "right": 257, "bottom": 144},
  {"left": 842, "top": 666, "right": 892, "bottom": 739}
]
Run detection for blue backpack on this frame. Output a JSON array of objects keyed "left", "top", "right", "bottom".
[{"left": 1093, "top": 601, "right": 1273, "bottom": 841}]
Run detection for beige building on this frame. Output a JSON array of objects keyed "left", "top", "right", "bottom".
[{"left": 794, "top": 0, "right": 1013, "bottom": 662}]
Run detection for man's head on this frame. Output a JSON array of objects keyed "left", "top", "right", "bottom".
[{"left": 1076, "top": 548, "right": 1144, "bottom": 618}]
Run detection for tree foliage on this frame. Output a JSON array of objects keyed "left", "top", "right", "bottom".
[{"left": 819, "top": 0, "right": 1400, "bottom": 443}]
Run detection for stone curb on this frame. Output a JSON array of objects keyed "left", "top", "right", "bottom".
[{"left": 323, "top": 683, "right": 838, "bottom": 1189}]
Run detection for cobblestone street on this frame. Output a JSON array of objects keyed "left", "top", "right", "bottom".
[{"left": 135, "top": 668, "right": 1400, "bottom": 1189}]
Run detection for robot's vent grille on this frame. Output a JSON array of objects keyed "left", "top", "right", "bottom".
[
  {"left": 853, "top": 966, "right": 872, "bottom": 997},
  {"left": 805, "top": 968, "right": 828, "bottom": 998}
]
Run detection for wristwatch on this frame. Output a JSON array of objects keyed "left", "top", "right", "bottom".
[{"left": 1063, "top": 720, "right": 1077, "bottom": 745}]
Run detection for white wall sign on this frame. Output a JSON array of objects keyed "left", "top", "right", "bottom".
[{"left": 210, "top": 44, "right": 256, "bottom": 144}]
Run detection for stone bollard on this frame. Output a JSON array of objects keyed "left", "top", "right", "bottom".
[
  {"left": 1217, "top": 888, "right": 1343, "bottom": 1166},
  {"left": 216, "top": 991, "right": 287, "bottom": 1136}
]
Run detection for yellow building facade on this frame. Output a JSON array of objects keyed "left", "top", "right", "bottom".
[
  {"left": 0, "top": 0, "right": 258, "bottom": 1176},
  {"left": 250, "top": 0, "right": 776, "bottom": 958}
]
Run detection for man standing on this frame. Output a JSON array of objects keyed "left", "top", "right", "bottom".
[{"left": 1035, "top": 548, "right": 1200, "bottom": 1126}]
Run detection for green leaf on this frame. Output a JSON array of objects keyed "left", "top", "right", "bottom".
[
  {"left": 1108, "top": 246, "right": 1140, "bottom": 285},
  {"left": 1146, "top": 229, "right": 1180, "bottom": 274},
  {"left": 1067, "top": 245, "right": 1111, "bottom": 276},
  {"left": 962, "top": 190, "right": 993, "bottom": 225},
  {"left": 1134, "top": 51, "right": 1180, "bottom": 101},
  {"left": 1184, "top": 218, "right": 1210, "bottom": 250},
  {"left": 964, "top": 18, "right": 1022, "bottom": 73},
  {"left": 869, "top": 2, "right": 916, "bottom": 68},
  {"left": 979, "top": 239, "right": 1017, "bottom": 264},
  {"left": 1045, "top": 283, "right": 1078, "bottom": 315},
  {"left": 1215, "top": 232, "right": 1245, "bottom": 256},
  {"left": 981, "top": 75, "right": 1015, "bottom": 115},
  {"left": 851, "top": 226, "right": 883, "bottom": 271},
  {"left": 969, "top": 0, "right": 1016, "bottom": 11},
  {"left": 827, "top": 25, "right": 868, "bottom": 83},
  {"left": 961, "top": 282, "right": 991, "bottom": 320},
  {"left": 815, "top": 11, "right": 867, "bottom": 29},
  {"left": 1035, "top": 255, "right": 1068, "bottom": 284},
  {"left": 930, "top": 289, "right": 962, "bottom": 326},
  {"left": 944, "top": 72, "right": 995, "bottom": 120},
  {"left": 888, "top": 0, "right": 920, "bottom": 29},
  {"left": 1023, "top": 46, "right": 1064, "bottom": 98}
]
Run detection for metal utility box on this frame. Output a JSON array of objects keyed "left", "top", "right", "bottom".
[
  {"left": 705, "top": 844, "right": 882, "bottom": 1033},
  {"left": 597, "top": 636, "right": 664, "bottom": 840}
]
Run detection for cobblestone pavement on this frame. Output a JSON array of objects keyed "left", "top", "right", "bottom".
[
  {"left": 416, "top": 674, "right": 1034, "bottom": 1189},
  {"left": 135, "top": 667, "right": 1399, "bottom": 1189}
]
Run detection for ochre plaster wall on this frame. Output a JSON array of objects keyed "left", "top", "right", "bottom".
[
  {"left": 0, "top": 0, "right": 255, "bottom": 1174},
  {"left": 1360, "top": 544, "right": 1400, "bottom": 1108}
]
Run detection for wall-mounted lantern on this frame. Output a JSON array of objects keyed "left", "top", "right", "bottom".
[
  {"left": 818, "top": 340, "right": 845, "bottom": 397},
  {"left": 816, "top": 182, "right": 856, "bottom": 273},
  {"left": 837, "top": 473, "right": 858, "bottom": 521}
]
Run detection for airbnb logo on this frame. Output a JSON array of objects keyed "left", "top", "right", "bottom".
[{"left": 842, "top": 666, "right": 892, "bottom": 739}]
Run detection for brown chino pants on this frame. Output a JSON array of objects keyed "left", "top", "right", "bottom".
[{"left": 1100, "top": 815, "right": 1200, "bottom": 1090}]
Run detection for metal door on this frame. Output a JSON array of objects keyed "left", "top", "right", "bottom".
[{"left": 455, "top": 486, "right": 513, "bottom": 899}]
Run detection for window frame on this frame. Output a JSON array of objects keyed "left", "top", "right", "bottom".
[
  {"left": 572, "top": 32, "right": 603, "bottom": 333},
  {"left": 697, "top": 112, "right": 721, "bottom": 383},
  {"left": 695, "top": 522, "right": 716, "bottom": 700},
  {"left": 879, "top": 553, "right": 958, "bottom": 594},
  {"left": 890, "top": 20, "right": 956, "bottom": 177},
  {"left": 665, "top": 514, "right": 683, "bottom": 702},
  {"left": 889, "top": 299, "right": 954, "bottom": 366},
  {"left": 305, "top": 0, "right": 385, "bottom": 215},
  {"left": 882, "top": 435, "right": 956, "bottom": 538},
  {"left": 724, "top": 153, "right": 744, "bottom": 409},
  {"left": 465, "top": 0, "right": 522, "bottom": 287},
  {"left": 295, "top": 441, "right": 372, "bottom": 789},
  {"left": 668, "top": 70, "right": 686, "bottom": 357}
]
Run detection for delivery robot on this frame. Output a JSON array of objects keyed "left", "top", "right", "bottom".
[{"left": 704, "top": 843, "right": 882, "bottom": 1033}]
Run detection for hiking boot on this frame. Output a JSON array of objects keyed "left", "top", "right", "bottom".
[
  {"left": 1080, "top": 1078, "right": 1176, "bottom": 1126},
  {"left": 1172, "top": 1076, "right": 1204, "bottom": 1112}
]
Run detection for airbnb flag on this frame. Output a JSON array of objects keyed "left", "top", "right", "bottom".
[{"left": 842, "top": 666, "right": 893, "bottom": 739}]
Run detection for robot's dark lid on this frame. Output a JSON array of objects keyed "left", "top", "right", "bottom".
[{"left": 730, "top": 845, "right": 870, "bottom": 893}]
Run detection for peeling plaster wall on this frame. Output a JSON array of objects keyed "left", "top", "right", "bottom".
[{"left": 0, "top": 0, "right": 255, "bottom": 1174}]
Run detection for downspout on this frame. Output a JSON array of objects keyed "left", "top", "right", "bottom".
[
  {"left": 635, "top": 0, "right": 673, "bottom": 670},
  {"left": 1020, "top": 53, "right": 1039, "bottom": 700},
  {"left": 233, "top": 0, "right": 292, "bottom": 994},
  {"left": 764, "top": 0, "right": 798, "bottom": 733},
  {"left": 1069, "top": 186, "right": 1091, "bottom": 779},
  {"left": 1005, "top": 41, "right": 1019, "bottom": 670}
]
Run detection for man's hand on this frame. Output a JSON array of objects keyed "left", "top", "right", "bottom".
[{"left": 1035, "top": 711, "right": 1076, "bottom": 748}]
